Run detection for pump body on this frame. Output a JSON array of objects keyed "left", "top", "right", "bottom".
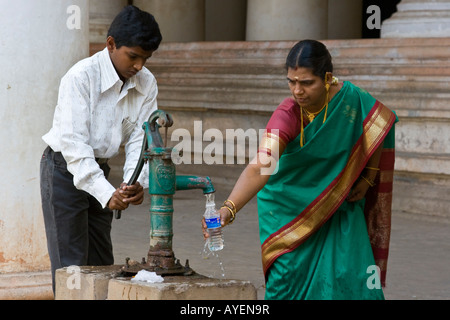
[{"left": 117, "top": 110, "right": 215, "bottom": 276}]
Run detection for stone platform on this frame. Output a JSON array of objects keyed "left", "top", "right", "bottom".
[{"left": 54, "top": 266, "right": 256, "bottom": 300}]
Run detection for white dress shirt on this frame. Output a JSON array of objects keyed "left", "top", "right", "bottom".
[{"left": 43, "top": 47, "right": 158, "bottom": 208}]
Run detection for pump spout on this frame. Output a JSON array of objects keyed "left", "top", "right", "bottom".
[{"left": 175, "top": 175, "right": 215, "bottom": 194}]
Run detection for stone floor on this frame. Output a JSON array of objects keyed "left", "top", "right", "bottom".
[{"left": 110, "top": 174, "right": 450, "bottom": 300}]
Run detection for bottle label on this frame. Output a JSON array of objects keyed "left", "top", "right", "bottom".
[{"left": 205, "top": 217, "right": 221, "bottom": 228}]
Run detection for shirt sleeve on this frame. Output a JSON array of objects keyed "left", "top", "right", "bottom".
[
  {"left": 122, "top": 78, "right": 158, "bottom": 189},
  {"left": 58, "top": 71, "right": 116, "bottom": 208}
]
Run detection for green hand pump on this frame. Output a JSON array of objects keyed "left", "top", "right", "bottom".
[{"left": 116, "top": 110, "right": 215, "bottom": 276}]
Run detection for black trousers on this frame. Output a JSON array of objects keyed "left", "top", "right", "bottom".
[{"left": 40, "top": 146, "right": 114, "bottom": 293}]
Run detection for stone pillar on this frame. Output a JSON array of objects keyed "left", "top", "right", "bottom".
[
  {"left": 381, "top": 0, "right": 450, "bottom": 38},
  {"left": 0, "top": 0, "right": 89, "bottom": 299},
  {"left": 134, "top": 0, "right": 206, "bottom": 42},
  {"left": 328, "top": 0, "right": 362, "bottom": 39},
  {"left": 246, "top": 0, "right": 328, "bottom": 41},
  {"left": 89, "top": 0, "right": 128, "bottom": 43}
]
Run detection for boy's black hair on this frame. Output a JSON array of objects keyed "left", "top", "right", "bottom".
[{"left": 107, "top": 5, "right": 162, "bottom": 51}]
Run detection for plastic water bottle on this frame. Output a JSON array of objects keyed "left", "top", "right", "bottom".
[{"left": 204, "top": 194, "right": 224, "bottom": 251}]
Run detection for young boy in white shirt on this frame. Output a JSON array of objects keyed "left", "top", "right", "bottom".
[{"left": 40, "top": 5, "right": 162, "bottom": 292}]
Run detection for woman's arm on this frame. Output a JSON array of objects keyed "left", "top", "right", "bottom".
[
  {"left": 202, "top": 139, "right": 286, "bottom": 238},
  {"left": 347, "top": 141, "right": 384, "bottom": 202}
]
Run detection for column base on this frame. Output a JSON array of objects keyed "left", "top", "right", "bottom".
[
  {"left": 0, "top": 271, "right": 53, "bottom": 300},
  {"left": 381, "top": 1, "right": 450, "bottom": 38}
]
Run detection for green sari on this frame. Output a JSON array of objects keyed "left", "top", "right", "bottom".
[{"left": 257, "top": 81, "right": 397, "bottom": 300}]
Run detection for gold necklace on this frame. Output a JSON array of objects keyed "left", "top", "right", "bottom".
[
  {"left": 299, "top": 84, "right": 330, "bottom": 147},
  {"left": 302, "top": 103, "right": 327, "bottom": 122}
]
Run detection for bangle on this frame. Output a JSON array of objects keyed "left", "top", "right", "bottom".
[
  {"left": 223, "top": 199, "right": 237, "bottom": 212},
  {"left": 361, "top": 175, "right": 376, "bottom": 187},
  {"left": 221, "top": 206, "right": 235, "bottom": 224},
  {"left": 222, "top": 199, "right": 237, "bottom": 224}
]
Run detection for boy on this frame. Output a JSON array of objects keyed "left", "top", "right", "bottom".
[{"left": 40, "top": 5, "right": 162, "bottom": 292}]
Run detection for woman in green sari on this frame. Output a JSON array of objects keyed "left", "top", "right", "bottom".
[{"left": 202, "top": 40, "right": 397, "bottom": 300}]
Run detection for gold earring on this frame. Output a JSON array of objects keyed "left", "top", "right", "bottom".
[
  {"left": 323, "top": 73, "right": 330, "bottom": 123},
  {"left": 325, "top": 73, "right": 331, "bottom": 90}
]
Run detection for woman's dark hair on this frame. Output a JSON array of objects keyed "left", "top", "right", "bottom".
[
  {"left": 285, "top": 40, "right": 333, "bottom": 78},
  {"left": 107, "top": 5, "right": 162, "bottom": 51}
]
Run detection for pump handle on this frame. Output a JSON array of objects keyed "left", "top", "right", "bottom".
[
  {"left": 114, "top": 110, "right": 173, "bottom": 219},
  {"left": 147, "top": 110, "right": 174, "bottom": 148}
]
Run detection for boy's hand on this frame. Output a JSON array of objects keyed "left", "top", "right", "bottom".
[
  {"left": 120, "top": 182, "right": 144, "bottom": 205},
  {"left": 108, "top": 184, "right": 129, "bottom": 210},
  {"left": 107, "top": 182, "right": 144, "bottom": 211}
]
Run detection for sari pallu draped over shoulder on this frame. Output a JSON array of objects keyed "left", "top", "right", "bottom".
[{"left": 257, "top": 82, "right": 397, "bottom": 289}]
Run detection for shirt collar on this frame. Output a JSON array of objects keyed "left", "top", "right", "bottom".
[
  {"left": 99, "top": 47, "right": 120, "bottom": 93},
  {"left": 133, "top": 74, "right": 146, "bottom": 95},
  {"left": 98, "top": 47, "right": 146, "bottom": 95}
]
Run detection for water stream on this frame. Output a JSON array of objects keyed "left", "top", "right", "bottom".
[{"left": 200, "top": 241, "right": 226, "bottom": 279}]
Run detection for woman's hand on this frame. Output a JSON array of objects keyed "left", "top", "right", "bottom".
[
  {"left": 201, "top": 206, "right": 234, "bottom": 240},
  {"left": 347, "top": 178, "right": 370, "bottom": 202},
  {"left": 347, "top": 141, "right": 383, "bottom": 203}
]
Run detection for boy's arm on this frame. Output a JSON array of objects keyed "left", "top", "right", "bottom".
[{"left": 58, "top": 72, "right": 116, "bottom": 208}]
